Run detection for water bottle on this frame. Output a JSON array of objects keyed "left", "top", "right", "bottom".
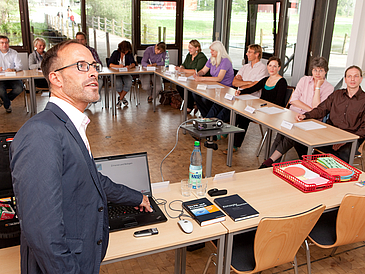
[
  {"left": 189, "top": 141, "right": 203, "bottom": 190},
  {"left": 165, "top": 50, "right": 169, "bottom": 68}
]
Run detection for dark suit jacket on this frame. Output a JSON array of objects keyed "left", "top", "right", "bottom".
[{"left": 10, "top": 102, "right": 143, "bottom": 273}]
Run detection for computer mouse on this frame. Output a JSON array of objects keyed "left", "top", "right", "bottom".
[{"left": 178, "top": 219, "right": 193, "bottom": 234}]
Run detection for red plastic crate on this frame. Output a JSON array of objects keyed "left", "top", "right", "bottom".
[
  {"left": 302, "top": 154, "right": 361, "bottom": 182},
  {"left": 273, "top": 160, "right": 334, "bottom": 193}
]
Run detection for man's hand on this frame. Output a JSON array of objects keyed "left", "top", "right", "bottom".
[
  {"left": 235, "top": 89, "right": 241, "bottom": 96},
  {"left": 5, "top": 68, "right": 14, "bottom": 72},
  {"left": 296, "top": 114, "right": 306, "bottom": 121},
  {"left": 235, "top": 74, "right": 243, "bottom": 81},
  {"left": 332, "top": 143, "right": 345, "bottom": 151},
  {"left": 135, "top": 195, "right": 153, "bottom": 212}
]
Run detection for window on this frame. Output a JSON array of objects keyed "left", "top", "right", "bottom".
[{"left": 1, "top": 0, "right": 23, "bottom": 46}]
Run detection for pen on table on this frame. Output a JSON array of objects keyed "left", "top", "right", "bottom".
[
  {"left": 195, "top": 69, "right": 198, "bottom": 75},
  {"left": 260, "top": 103, "right": 267, "bottom": 107},
  {"left": 149, "top": 59, "right": 152, "bottom": 65}
]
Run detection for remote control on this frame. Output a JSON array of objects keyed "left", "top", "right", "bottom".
[{"left": 133, "top": 228, "right": 159, "bottom": 237}]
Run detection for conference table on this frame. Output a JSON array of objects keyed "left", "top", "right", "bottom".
[{"left": 154, "top": 69, "right": 359, "bottom": 166}]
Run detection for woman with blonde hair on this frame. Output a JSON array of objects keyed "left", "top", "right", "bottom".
[
  {"left": 193, "top": 41, "right": 234, "bottom": 117},
  {"left": 175, "top": 39, "right": 208, "bottom": 113},
  {"left": 29, "top": 37, "right": 48, "bottom": 88}
]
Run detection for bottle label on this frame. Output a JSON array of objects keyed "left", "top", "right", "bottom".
[{"left": 189, "top": 166, "right": 202, "bottom": 189}]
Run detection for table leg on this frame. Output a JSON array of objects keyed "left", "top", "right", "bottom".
[
  {"left": 348, "top": 140, "right": 357, "bottom": 166},
  {"left": 215, "top": 235, "right": 225, "bottom": 274},
  {"left": 29, "top": 77, "right": 36, "bottom": 115},
  {"left": 103, "top": 76, "right": 108, "bottom": 109},
  {"left": 264, "top": 129, "right": 272, "bottom": 159},
  {"left": 223, "top": 233, "right": 233, "bottom": 274},
  {"left": 183, "top": 87, "right": 187, "bottom": 122},
  {"left": 206, "top": 146, "right": 213, "bottom": 178},
  {"left": 227, "top": 110, "right": 236, "bottom": 167},
  {"left": 153, "top": 73, "right": 156, "bottom": 112},
  {"left": 307, "top": 145, "right": 313, "bottom": 155},
  {"left": 181, "top": 247, "right": 187, "bottom": 274},
  {"left": 111, "top": 75, "right": 116, "bottom": 115},
  {"left": 175, "top": 248, "right": 183, "bottom": 274}
]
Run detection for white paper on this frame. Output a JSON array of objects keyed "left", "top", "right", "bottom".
[
  {"left": 178, "top": 76, "right": 187, "bottom": 82},
  {"left": 146, "top": 67, "right": 156, "bottom": 71},
  {"left": 294, "top": 121, "right": 326, "bottom": 131},
  {"left": 0, "top": 72, "right": 5, "bottom": 76},
  {"left": 234, "top": 94, "right": 259, "bottom": 101},
  {"left": 164, "top": 71, "right": 172, "bottom": 76},
  {"left": 187, "top": 75, "right": 195, "bottom": 80},
  {"left": 224, "top": 93, "right": 234, "bottom": 100},
  {"left": 5, "top": 71, "right": 16, "bottom": 76},
  {"left": 118, "top": 67, "right": 128, "bottom": 72},
  {"left": 244, "top": 105, "right": 255, "bottom": 114},
  {"left": 207, "top": 85, "right": 223, "bottom": 89},
  {"left": 213, "top": 171, "right": 235, "bottom": 181},
  {"left": 281, "top": 120, "right": 294, "bottom": 130},
  {"left": 197, "top": 84, "right": 207, "bottom": 90},
  {"left": 257, "top": 107, "right": 286, "bottom": 115}
]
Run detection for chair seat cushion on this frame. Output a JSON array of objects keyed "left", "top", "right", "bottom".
[
  {"left": 231, "top": 229, "right": 257, "bottom": 272},
  {"left": 309, "top": 207, "right": 338, "bottom": 245}
]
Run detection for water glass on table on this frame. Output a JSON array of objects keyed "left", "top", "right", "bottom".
[
  {"left": 196, "top": 181, "right": 207, "bottom": 196},
  {"left": 181, "top": 179, "right": 191, "bottom": 197}
]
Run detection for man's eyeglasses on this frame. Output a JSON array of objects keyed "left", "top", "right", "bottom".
[{"left": 54, "top": 61, "right": 103, "bottom": 73}]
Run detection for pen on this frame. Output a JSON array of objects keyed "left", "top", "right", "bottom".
[
  {"left": 149, "top": 59, "right": 152, "bottom": 65},
  {"left": 195, "top": 69, "right": 198, "bottom": 75},
  {"left": 260, "top": 103, "right": 267, "bottom": 107}
]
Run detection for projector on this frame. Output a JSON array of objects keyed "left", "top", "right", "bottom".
[{"left": 193, "top": 118, "right": 224, "bottom": 131}]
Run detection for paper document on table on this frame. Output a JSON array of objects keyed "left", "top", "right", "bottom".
[
  {"left": 187, "top": 75, "right": 195, "bottom": 80},
  {"left": 0, "top": 72, "right": 5, "bottom": 76},
  {"left": 234, "top": 94, "right": 259, "bottom": 101},
  {"left": 294, "top": 121, "right": 326, "bottom": 131},
  {"left": 207, "top": 85, "right": 223, "bottom": 89},
  {"left": 257, "top": 107, "right": 286, "bottom": 115}
]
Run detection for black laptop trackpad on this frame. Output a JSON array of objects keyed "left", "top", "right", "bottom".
[{"left": 110, "top": 216, "right": 138, "bottom": 230}]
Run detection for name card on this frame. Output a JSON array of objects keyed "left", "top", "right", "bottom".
[
  {"left": 224, "top": 93, "right": 234, "bottom": 100},
  {"left": 164, "top": 71, "right": 172, "bottom": 76},
  {"left": 147, "top": 67, "right": 156, "bottom": 71},
  {"left": 5, "top": 71, "right": 16, "bottom": 76},
  {"left": 178, "top": 76, "right": 187, "bottom": 82},
  {"left": 281, "top": 120, "right": 294, "bottom": 130},
  {"left": 244, "top": 105, "right": 255, "bottom": 113},
  {"left": 118, "top": 67, "right": 128, "bottom": 72},
  {"left": 197, "top": 84, "right": 207, "bottom": 90},
  {"left": 213, "top": 171, "right": 235, "bottom": 181}
]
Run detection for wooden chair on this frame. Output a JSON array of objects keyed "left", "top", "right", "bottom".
[
  {"left": 256, "top": 87, "right": 295, "bottom": 157},
  {"left": 307, "top": 194, "right": 365, "bottom": 259},
  {"left": 203, "top": 204, "right": 325, "bottom": 274}
]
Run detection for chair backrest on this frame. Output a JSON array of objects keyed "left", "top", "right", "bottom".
[
  {"left": 284, "top": 87, "right": 294, "bottom": 108},
  {"left": 250, "top": 204, "right": 325, "bottom": 273},
  {"left": 18, "top": 52, "right": 28, "bottom": 70},
  {"left": 334, "top": 194, "right": 365, "bottom": 246}
]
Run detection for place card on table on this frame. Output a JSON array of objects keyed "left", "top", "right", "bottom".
[
  {"left": 5, "top": 71, "right": 16, "bottom": 76},
  {"left": 178, "top": 76, "right": 187, "bottom": 82},
  {"left": 213, "top": 171, "right": 235, "bottom": 181},
  {"left": 197, "top": 84, "right": 207, "bottom": 90},
  {"left": 244, "top": 105, "right": 255, "bottom": 114},
  {"left": 281, "top": 120, "right": 294, "bottom": 130},
  {"left": 147, "top": 66, "right": 156, "bottom": 71},
  {"left": 118, "top": 67, "right": 128, "bottom": 72},
  {"left": 224, "top": 93, "right": 234, "bottom": 100},
  {"left": 164, "top": 71, "right": 172, "bottom": 76}
]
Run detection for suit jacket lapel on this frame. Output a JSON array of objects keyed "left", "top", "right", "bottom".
[{"left": 45, "top": 102, "right": 105, "bottom": 200}]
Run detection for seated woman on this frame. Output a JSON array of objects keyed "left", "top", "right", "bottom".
[
  {"left": 175, "top": 39, "right": 208, "bottom": 113},
  {"left": 108, "top": 40, "right": 136, "bottom": 107},
  {"left": 259, "top": 57, "right": 334, "bottom": 168},
  {"left": 29, "top": 37, "right": 48, "bottom": 89},
  {"left": 192, "top": 41, "right": 234, "bottom": 117},
  {"left": 140, "top": 42, "right": 166, "bottom": 103},
  {"left": 227, "top": 57, "right": 288, "bottom": 153}
]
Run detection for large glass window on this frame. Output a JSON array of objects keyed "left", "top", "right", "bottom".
[
  {"left": 229, "top": 0, "right": 248, "bottom": 69},
  {"left": 327, "top": 0, "right": 355, "bottom": 86},
  {"left": 181, "top": 0, "right": 214, "bottom": 62},
  {"left": 86, "top": 0, "right": 132, "bottom": 65},
  {"left": 1, "top": 0, "right": 23, "bottom": 46},
  {"left": 140, "top": 1, "right": 176, "bottom": 45}
]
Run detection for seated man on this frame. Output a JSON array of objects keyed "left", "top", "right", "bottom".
[
  {"left": 0, "top": 35, "right": 23, "bottom": 113},
  {"left": 260, "top": 57, "right": 334, "bottom": 168},
  {"left": 140, "top": 42, "right": 166, "bottom": 103},
  {"left": 266, "top": 65, "right": 363, "bottom": 165}
]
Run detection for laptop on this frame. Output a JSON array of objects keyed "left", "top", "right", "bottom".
[{"left": 94, "top": 152, "right": 167, "bottom": 232}]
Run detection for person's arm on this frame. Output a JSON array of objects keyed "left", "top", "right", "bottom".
[
  {"left": 290, "top": 100, "right": 312, "bottom": 112},
  {"left": 29, "top": 52, "right": 41, "bottom": 70},
  {"left": 195, "top": 53, "right": 208, "bottom": 71},
  {"left": 141, "top": 48, "right": 151, "bottom": 67},
  {"left": 304, "top": 92, "right": 335, "bottom": 120},
  {"left": 195, "top": 69, "right": 226, "bottom": 82},
  {"left": 125, "top": 53, "right": 136, "bottom": 68},
  {"left": 10, "top": 123, "right": 80, "bottom": 273},
  {"left": 232, "top": 75, "right": 258, "bottom": 89},
  {"left": 312, "top": 79, "right": 324, "bottom": 108},
  {"left": 273, "top": 78, "right": 288, "bottom": 107},
  {"left": 239, "top": 77, "right": 266, "bottom": 95},
  {"left": 108, "top": 51, "right": 122, "bottom": 69},
  {"left": 155, "top": 52, "right": 166, "bottom": 66},
  {"left": 289, "top": 76, "right": 312, "bottom": 112}
]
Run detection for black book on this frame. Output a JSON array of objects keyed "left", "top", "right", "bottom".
[
  {"left": 182, "top": 198, "right": 226, "bottom": 226},
  {"left": 214, "top": 194, "right": 259, "bottom": 222}
]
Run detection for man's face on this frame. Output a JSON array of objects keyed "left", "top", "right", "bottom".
[
  {"left": 55, "top": 43, "right": 99, "bottom": 107},
  {"left": 345, "top": 68, "right": 363, "bottom": 90},
  {"left": 0, "top": 38, "right": 10, "bottom": 54},
  {"left": 154, "top": 45, "right": 162, "bottom": 55},
  {"left": 246, "top": 48, "right": 259, "bottom": 62},
  {"left": 76, "top": 35, "right": 87, "bottom": 46}
]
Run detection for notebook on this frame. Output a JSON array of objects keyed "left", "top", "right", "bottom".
[{"left": 94, "top": 152, "right": 167, "bottom": 232}]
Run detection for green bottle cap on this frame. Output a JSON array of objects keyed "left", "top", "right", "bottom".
[{"left": 194, "top": 141, "right": 200, "bottom": 146}]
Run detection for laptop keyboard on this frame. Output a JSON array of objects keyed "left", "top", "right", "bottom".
[{"left": 108, "top": 204, "right": 151, "bottom": 220}]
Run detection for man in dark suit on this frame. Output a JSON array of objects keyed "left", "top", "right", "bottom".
[{"left": 10, "top": 40, "right": 152, "bottom": 273}]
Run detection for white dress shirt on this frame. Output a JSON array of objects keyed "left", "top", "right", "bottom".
[
  {"left": 237, "top": 61, "right": 269, "bottom": 97},
  {"left": 0, "top": 48, "right": 22, "bottom": 71}
]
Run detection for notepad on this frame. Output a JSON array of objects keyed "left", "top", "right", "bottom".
[
  {"left": 257, "top": 107, "right": 286, "bottom": 115},
  {"left": 234, "top": 94, "right": 259, "bottom": 101},
  {"left": 294, "top": 121, "right": 326, "bottom": 131}
]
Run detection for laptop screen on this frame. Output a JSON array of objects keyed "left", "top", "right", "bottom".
[{"left": 94, "top": 152, "right": 152, "bottom": 196}]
